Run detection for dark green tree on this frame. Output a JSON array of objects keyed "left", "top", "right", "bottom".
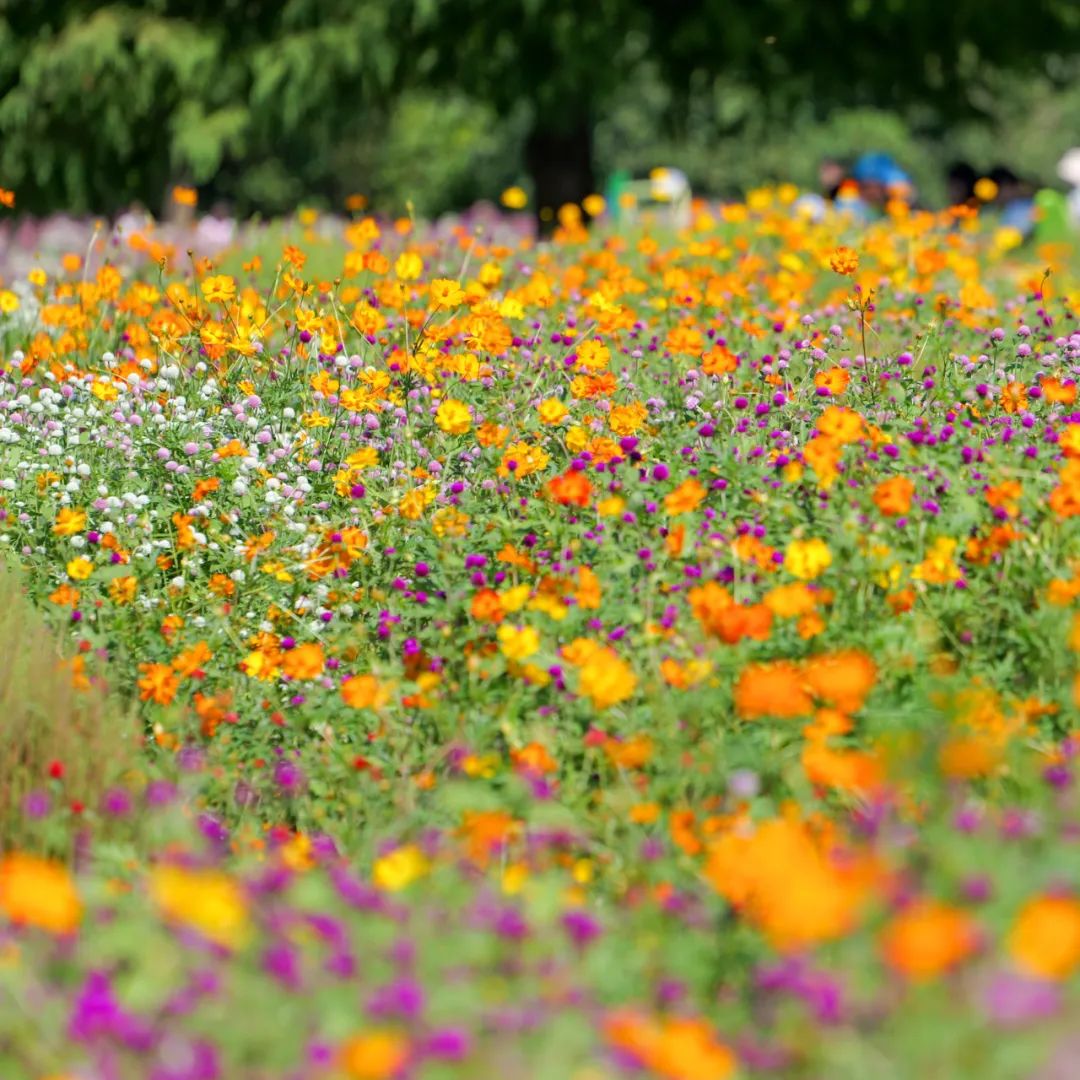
[
  {"left": 0, "top": 0, "right": 409, "bottom": 215},
  {"left": 406, "top": 0, "right": 1080, "bottom": 217},
  {"left": 1, "top": 0, "right": 1077, "bottom": 217}
]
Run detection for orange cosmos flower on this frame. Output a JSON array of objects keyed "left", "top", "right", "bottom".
[
  {"left": 281, "top": 642, "right": 325, "bottom": 680},
  {"left": 605, "top": 1011, "right": 736, "bottom": 1080},
  {"left": 511, "top": 742, "right": 557, "bottom": 775},
  {"left": 0, "top": 854, "right": 81, "bottom": 935},
  {"left": 172, "top": 640, "right": 212, "bottom": 678},
  {"left": 873, "top": 475, "right": 915, "bottom": 516},
  {"left": 470, "top": 588, "right": 505, "bottom": 624},
  {"left": 341, "top": 674, "right": 389, "bottom": 710},
  {"left": 547, "top": 469, "right": 593, "bottom": 507},
  {"left": 705, "top": 814, "right": 871, "bottom": 950},
  {"left": 802, "top": 650, "right": 877, "bottom": 712},
  {"left": 881, "top": 900, "right": 979, "bottom": 980},
  {"left": 603, "top": 733, "right": 653, "bottom": 769},
  {"left": 814, "top": 367, "right": 850, "bottom": 395},
  {"left": 701, "top": 345, "right": 738, "bottom": 375},
  {"left": 802, "top": 742, "right": 884, "bottom": 794},
  {"left": 816, "top": 405, "right": 864, "bottom": 444},
  {"left": 1040, "top": 377, "right": 1077, "bottom": 405},
  {"left": 339, "top": 1031, "right": 409, "bottom": 1080},
  {"left": 664, "top": 478, "right": 706, "bottom": 516},
  {"left": 763, "top": 582, "right": 817, "bottom": 618},
  {"left": 52, "top": 507, "right": 87, "bottom": 536},
  {"left": 999, "top": 382, "right": 1027, "bottom": 414},
  {"left": 1008, "top": 895, "right": 1080, "bottom": 980},
  {"left": 137, "top": 662, "right": 179, "bottom": 705},
  {"left": 829, "top": 246, "right": 859, "bottom": 276},
  {"left": 733, "top": 661, "right": 813, "bottom": 719}
]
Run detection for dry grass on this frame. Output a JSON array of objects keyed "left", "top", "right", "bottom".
[{"left": 0, "top": 561, "right": 140, "bottom": 851}]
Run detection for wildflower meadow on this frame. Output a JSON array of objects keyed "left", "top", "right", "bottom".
[{"left": 1, "top": 188, "right": 1080, "bottom": 1079}]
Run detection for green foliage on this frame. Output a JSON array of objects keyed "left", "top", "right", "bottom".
[
  {"left": 370, "top": 92, "right": 528, "bottom": 217},
  {"left": 949, "top": 65, "right": 1080, "bottom": 182},
  {"left": 0, "top": 0, "right": 410, "bottom": 215},
  {"left": 595, "top": 59, "right": 1080, "bottom": 205},
  {"left": 0, "top": 0, "right": 1077, "bottom": 215},
  {"left": 0, "top": 6, "right": 234, "bottom": 212},
  {"left": 0, "top": 562, "right": 138, "bottom": 853}
]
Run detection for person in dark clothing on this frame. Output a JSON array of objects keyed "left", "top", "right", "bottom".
[
  {"left": 819, "top": 158, "right": 847, "bottom": 202},
  {"left": 946, "top": 161, "right": 977, "bottom": 208}
]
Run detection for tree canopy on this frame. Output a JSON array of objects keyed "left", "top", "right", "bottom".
[{"left": 0, "top": 0, "right": 1077, "bottom": 215}]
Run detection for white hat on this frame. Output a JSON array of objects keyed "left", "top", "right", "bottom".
[
  {"left": 1058, "top": 148, "right": 1080, "bottom": 187},
  {"left": 650, "top": 167, "right": 689, "bottom": 202}
]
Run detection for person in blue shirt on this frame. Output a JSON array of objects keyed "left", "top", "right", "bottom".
[
  {"left": 851, "top": 153, "right": 915, "bottom": 217},
  {"left": 988, "top": 166, "right": 1036, "bottom": 238}
]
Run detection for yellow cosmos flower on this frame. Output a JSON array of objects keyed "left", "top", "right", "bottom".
[
  {"left": 538, "top": 398, "right": 569, "bottom": 425},
  {"left": 394, "top": 252, "right": 422, "bottom": 281},
  {"left": 148, "top": 864, "right": 249, "bottom": 949},
  {"left": 372, "top": 845, "right": 429, "bottom": 892},
  {"left": 579, "top": 651, "right": 637, "bottom": 710},
  {"left": 582, "top": 193, "right": 606, "bottom": 217},
  {"left": 501, "top": 186, "right": 528, "bottom": 210},
  {"left": 912, "top": 538, "right": 962, "bottom": 586},
  {"left": 498, "top": 624, "right": 540, "bottom": 661},
  {"left": 785, "top": 538, "right": 833, "bottom": 580},
  {"left": 66, "top": 556, "right": 94, "bottom": 581},
  {"left": 435, "top": 399, "right": 471, "bottom": 435},
  {"left": 429, "top": 279, "right": 465, "bottom": 309},
  {"left": 200, "top": 275, "right": 236, "bottom": 304}
]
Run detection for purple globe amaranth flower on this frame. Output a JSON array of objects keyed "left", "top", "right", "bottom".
[
  {"left": 263, "top": 942, "right": 303, "bottom": 990},
  {"left": 273, "top": 758, "right": 306, "bottom": 794},
  {"left": 145, "top": 780, "right": 178, "bottom": 808},
  {"left": 367, "top": 977, "right": 425, "bottom": 1020},
  {"left": 69, "top": 970, "right": 154, "bottom": 1050},
  {"left": 562, "top": 909, "right": 602, "bottom": 947},
  {"left": 101, "top": 787, "right": 132, "bottom": 816},
  {"left": 424, "top": 1027, "right": 471, "bottom": 1061},
  {"left": 197, "top": 813, "right": 229, "bottom": 849}
]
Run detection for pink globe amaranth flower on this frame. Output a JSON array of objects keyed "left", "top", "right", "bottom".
[
  {"left": 23, "top": 789, "right": 50, "bottom": 819},
  {"left": 983, "top": 969, "right": 1061, "bottom": 1026}
]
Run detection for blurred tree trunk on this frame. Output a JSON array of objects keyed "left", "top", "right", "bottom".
[{"left": 526, "top": 119, "right": 594, "bottom": 235}]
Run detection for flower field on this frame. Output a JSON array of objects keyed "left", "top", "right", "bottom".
[{"left": 1, "top": 192, "right": 1080, "bottom": 1078}]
